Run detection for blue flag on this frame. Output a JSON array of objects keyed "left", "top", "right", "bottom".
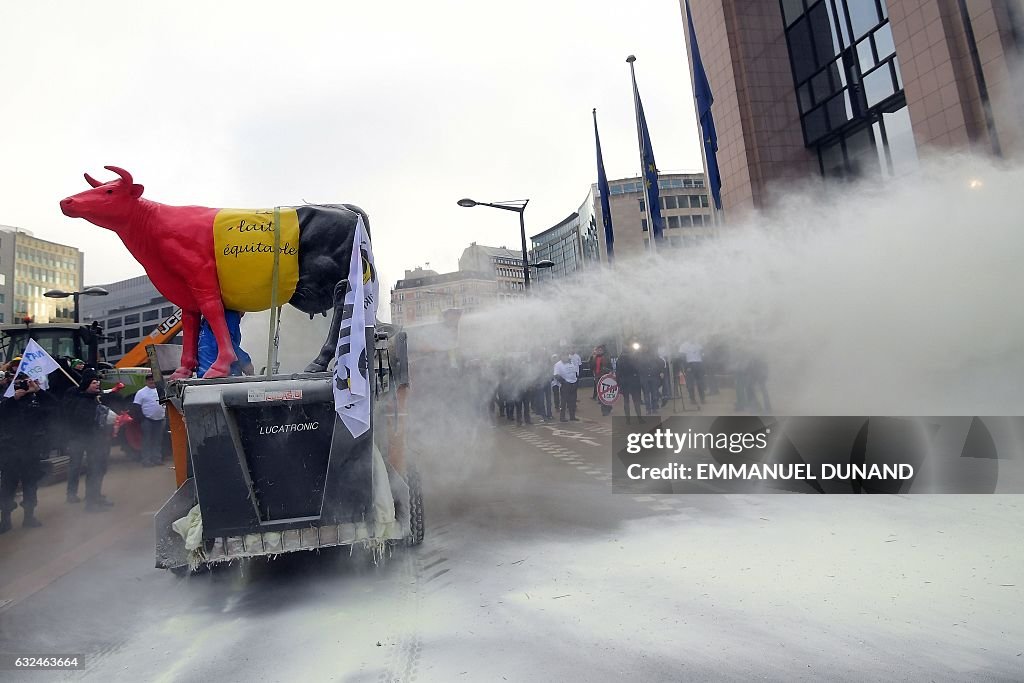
[
  {"left": 593, "top": 109, "right": 615, "bottom": 262},
  {"left": 686, "top": 0, "right": 722, "bottom": 210},
  {"left": 631, "top": 74, "right": 664, "bottom": 242}
]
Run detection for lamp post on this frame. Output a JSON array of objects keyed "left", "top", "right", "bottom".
[
  {"left": 457, "top": 198, "right": 535, "bottom": 292},
  {"left": 43, "top": 286, "right": 109, "bottom": 323}
]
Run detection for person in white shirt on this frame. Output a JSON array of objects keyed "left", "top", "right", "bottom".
[
  {"left": 678, "top": 340, "right": 706, "bottom": 404},
  {"left": 553, "top": 351, "right": 579, "bottom": 421},
  {"left": 569, "top": 351, "right": 582, "bottom": 369},
  {"left": 133, "top": 375, "right": 166, "bottom": 467}
]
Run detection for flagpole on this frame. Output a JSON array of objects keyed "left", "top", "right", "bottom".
[{"left": 626, "top": 55, "right": 657, "bottom": 256}]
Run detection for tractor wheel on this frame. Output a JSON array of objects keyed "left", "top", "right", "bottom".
[{"left": 406, "top": 465, "right": 424, "bottom": 546}]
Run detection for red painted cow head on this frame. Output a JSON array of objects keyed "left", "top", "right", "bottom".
[{"left": 60, "top": 166, "right": 145, "bottom": 230}]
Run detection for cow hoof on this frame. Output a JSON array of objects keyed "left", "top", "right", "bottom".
[{"left": 168, "top": 368, "right": 192, "bottom": 381}]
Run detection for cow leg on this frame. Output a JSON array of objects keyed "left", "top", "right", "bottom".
[
  {"left": 170, "top": 309, "right": 202, "bottom": 380},
  {"left": 304, "top": 280, "right": 348, "bottom": 373},
  {"left": 197, "top": 298, "right": 237, "bottom": 378}
]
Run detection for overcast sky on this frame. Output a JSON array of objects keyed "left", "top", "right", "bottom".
[{"left": 0, "top": 0, "right": 702, "bottom": 304}]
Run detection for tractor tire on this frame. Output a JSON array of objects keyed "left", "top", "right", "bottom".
[{"left": 406, "top": 465, "right": 425, "bottom": 546}]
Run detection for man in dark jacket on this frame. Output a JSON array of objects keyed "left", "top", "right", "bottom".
[
  {"left": 0, "top": 376, "right": 54, "bottom": 532},
  {"left": 616, "top": 343, "right": 644, "bottom": 423},
  {"left": 63, "top": 371, "right": 114, "bottom": 511}
]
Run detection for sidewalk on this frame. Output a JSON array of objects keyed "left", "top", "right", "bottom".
[{"left": 0, "top": 450, "right": 176, "bottom": 612}]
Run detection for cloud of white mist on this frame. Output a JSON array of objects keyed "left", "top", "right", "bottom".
[
  {"left": 455, "top": 157, "right": 1024, "bottom": 415},
  {"left": 227, "top": 158, "right": 1022, "bottom": 501}
]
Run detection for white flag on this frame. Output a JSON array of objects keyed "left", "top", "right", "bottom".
[
  {"left": 333, "top": 216, "right": 378, "bottom": 436},
  {"left": 4, "top": 338, "right": 61, "bottom": 397}
]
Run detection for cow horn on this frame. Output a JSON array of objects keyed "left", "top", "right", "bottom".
[
  {"left": 104, "top": 165, "right": 134, "bottom": 185},
  {"left": 84, "top": 173, "right": 103, "bottom": 188}
]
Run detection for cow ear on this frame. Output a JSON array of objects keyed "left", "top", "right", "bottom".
[{"left": 131, "top": 183, "right": 145, "bottom": 198}]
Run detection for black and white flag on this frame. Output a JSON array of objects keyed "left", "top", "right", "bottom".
[{"left": 333, "top": 216, "right": 378, "bottom": 437}]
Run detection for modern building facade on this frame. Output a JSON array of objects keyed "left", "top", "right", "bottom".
[
  {"left": 529, "top": 191, "right": 602, "bottom": 286},
  {"left": 0, "top": 225, "right": 83, "bottom": 325},
  {"left": 681, "top": 0, "right": 1024, "bottom": 216},
  {"left": 80, "top": 274, "right": 178, "bottom": 363},
  {"left": 390, "top": 267, "right": 498, "bottom": 328},
  {"left": 592, "top": 172, "right": 716, "bottom": 261},
  {"left": 457, "top": 244, "right": 527, "bottom": 300}
]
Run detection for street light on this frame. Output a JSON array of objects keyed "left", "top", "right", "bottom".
[
  {"left": 44, "top": 286, "right": 108, "bottom": 323},
  {"left": 457, "top": 197, "right": 535, "bottom": 291}
]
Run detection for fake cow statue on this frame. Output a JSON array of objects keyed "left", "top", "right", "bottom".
[{"left": 60, "top": 166, "right": 371, "bottom": 379}]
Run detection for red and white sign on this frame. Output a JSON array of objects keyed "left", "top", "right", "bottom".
[{"left": 597, "top": 373, "right": 620, "bottom": 406}]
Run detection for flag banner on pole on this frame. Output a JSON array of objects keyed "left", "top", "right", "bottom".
[
  {"left": 593, "top": 109, "right": 616, "bottom": 262},
  {"left": 3, "top": 338, "right": 60, "bottom": 397},
  {"left": 631, "top": 76, "right": 664, "bottom": 241},
  {"left": 686, "top": 0, "right": 722, "bottom": 211},
  {"left": 333, "top": 216, "right": 378, "bottom": 437}
]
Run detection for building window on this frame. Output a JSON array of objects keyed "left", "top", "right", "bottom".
[
  {"left": 782, "top": 0, "right": 905, "bottom": 154},
  {"left": 124, "top": 313, "right": 140, "bottom": 324},
  {"left": 143, "top": 324, "right": 157, "bottom": 335},
  {"left": 0, "top": 313, "right": 4, "bottom": 323},
  {"left": 161, "top": 306, "right": 175, "bottom": 317},
  {"left": 641, "top": 219, "right": 649, "bottom": 232},
  {"left": 123, "top": 327, "right": 140, "bottom": 339},
  {"left": 0, "top": 293, "right": 4, "bottom": 304},
  {"left": 143, "top": 309, "right": 160, "bottom": 321},
  {"left": 638, "top": 198, "right": 645, "bottom": 213}
]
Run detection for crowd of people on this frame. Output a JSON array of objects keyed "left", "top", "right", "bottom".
[
  {"left": 453, "top": 337, "right": 773, "bottom": 429},
  {"left": 0, "top": 357, "right": 169, "bottom": 533}
]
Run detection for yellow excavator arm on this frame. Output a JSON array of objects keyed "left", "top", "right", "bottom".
[{"left": 115, "top": 308, "right": 184, "bottom": 369}]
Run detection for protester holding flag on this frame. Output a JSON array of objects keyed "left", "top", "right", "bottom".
[
  {"left": 0, "top": 375, "right": 55, "bottom": 532},
  {"left": 3, "top": 339, "right": 61, "bottom": 398}
]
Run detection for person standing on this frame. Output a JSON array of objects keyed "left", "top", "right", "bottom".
[
  {"left": 638, "top": 344, "right": 663, "bottom": 415},
  {"left": 679, "top": 339, "right": 707, "bottom": 405},
  {"left": 63, "top": 372, "right": 115, "bottom": 511},
  {"left": 553, "top": 351, "right": 579, "bottom": 422},
  {"left": 511, "top": 355, "right": 533, "bottom": 426},
  {"left": 549, "top": 354, "right": 561, "bottom": 414},
  {"left": 133, "top": 374, "right": 166, "bottom": 467},
  {"left": 589, "top": 345, "right": 608, "bottom": 400},
  {"left": 616, "top": 344, "right": 644, "bottom": 423},
  {"left": 532, "top": 349, "right": 554, "bottom": 422},
  {"left": 0, "top": 377, "right": 53, "bottom": 532}
]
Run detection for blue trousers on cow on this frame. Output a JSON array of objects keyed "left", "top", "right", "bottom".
[{"left": 197, "top": 310, "right": 252, "bottom": 377}]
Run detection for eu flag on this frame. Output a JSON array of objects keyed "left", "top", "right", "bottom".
[
  {"left": 630, "top": 71, "right": 665, "bottom": 242},
  {"left": 686, "top": 0, "right": 722, "bottom": 210},
  {"left": 593, "top": 109, "right": 615, "bottom": 262}
]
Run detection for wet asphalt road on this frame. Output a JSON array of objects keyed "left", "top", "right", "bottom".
[{"left": 2, "top": 404, "right": 1023, "bottom": 682}]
